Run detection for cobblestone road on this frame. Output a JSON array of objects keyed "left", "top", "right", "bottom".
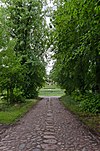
[{"left": 0, "top": 97, "right": 100, "bottom": 151}]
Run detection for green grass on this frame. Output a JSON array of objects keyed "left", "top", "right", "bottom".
[
  {"left": 61, "top": 95, "right": 100, "bottom": 134},
  {"left": 39, "top": 85, "right": 65, "bottom": 97},
  {"left": 42, "top": 84, "right": 59, "bottom": 89},
  {"left": 0, "top": 99, "right": 38, "bottom": 124},
  {"left": 61, "top": 95, "right": 80, "bottom": 112}
]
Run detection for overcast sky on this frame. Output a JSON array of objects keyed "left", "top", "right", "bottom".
[{"left": 45, "top": 0, "right": 55, "bottom": 75}]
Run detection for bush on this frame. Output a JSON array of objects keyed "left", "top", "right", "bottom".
[
  {"left": 13, "top": 88, "right": 25, "bottom": 103},
  {"left": 71, "top": 91, "right": 100, "bottom": 114},
  {"left": 71, "top": 90, "right": 83, "bottom": 102},
  {"left": 79, "top": 93, "right": 100, "bottom": 114}
]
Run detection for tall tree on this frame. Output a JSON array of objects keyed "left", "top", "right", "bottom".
[
  {"left": 51, "top": 0, "right": 100, "bottom": 94},
  {"left": 0, "top": 0, "right": 47, "bottom": 102}
]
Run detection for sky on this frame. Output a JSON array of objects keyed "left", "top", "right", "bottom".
[{"left": 45, "top": 0, "right": 55, "bottom": 75}]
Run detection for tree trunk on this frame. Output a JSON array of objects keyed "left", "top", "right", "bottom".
[
  {"left": 7, "top": 88, "right": 10, "bottom": 104},
  {"left": 96, "top": 50, "right": 100, "bottom": 93},
  {"left": 9, "top": 87, "right": 14, "bottom": 104}
]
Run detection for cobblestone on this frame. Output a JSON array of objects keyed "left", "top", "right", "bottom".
[{"left": 0, "top": 97, "right": 100, "bottom": 151}]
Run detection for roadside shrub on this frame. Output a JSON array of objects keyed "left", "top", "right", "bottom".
[
  {"left": 71, "top": 90, "right": 100, "bottom": 114},
  {"left": 13, "top": 88, "right": 25, "bottom": 103},
  {"left": 71, "top": 90, "right": 83, "bottom": 102},
  {"left": 79, "top": 93, "right": 100, "bottom": 114}
]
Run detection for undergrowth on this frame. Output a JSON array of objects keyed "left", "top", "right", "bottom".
[{"left": 61, "top": 94, "right": 100, "bottom": 134}]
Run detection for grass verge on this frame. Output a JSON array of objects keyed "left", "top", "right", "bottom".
[
  {"left": 60, "top": 95, "right": 100, "bottom": 135},
  {"left": 0, "top": 99, "right": 38, "bottom": 124}
]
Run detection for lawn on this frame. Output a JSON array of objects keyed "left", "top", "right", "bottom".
[
  {"left": 39, "top": 84, "right": 65, "bottom": 97},
  {"left": 0, "top": 99, "right": 37, "bottom": 124}
]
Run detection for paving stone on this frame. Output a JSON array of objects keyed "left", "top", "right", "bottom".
[
  {"left": 43, "top": 139, "right": 57, "bottom": 144},
  {"left": 44, "top": 132, "right": 55, "bottom": 135},
  {"left": 43, "top": 135, "right": 56, "bottom": 139},
  {"left": 47, "top": 129, "right": 55, "bottom": 132},
  {"left": 36, "top": 145, "right": 41, "bottom": 148},
  {"left": 47, "top": 113, "right": 53, "bottom": 117},
  {"left": 46, "top": 126, "right": 54, "bottom": 129},
  {"left": 19, "top": 143, "right": 26, "bottom": 150},
  {"left": 58, "top": 142, "right": 62, "bottom": 145},
  {"left": 82, "top": 148, "right": 88, "bottom": 151},
  {"left": 0, "top": 97, "right": 100, "bottom": 151},
  {"left": 41, "top": 144, "right": 57, "bottom": 150},
  {"left": 32, "top": 149, "right": 41, "bottom": 151},
  {"left": 46, "top": 123, "right": 53, "bottom": 126},
  {"left": 46, "top": 121, "right": 53, "bottom": 125}
]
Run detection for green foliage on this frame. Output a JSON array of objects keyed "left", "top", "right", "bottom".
[
  {"left": 71, "top": 91, "right": 83, "bottom": 102},
  {"left": 13, "top": 88, "right": 25, "bottom": 103},
  {"left": 61, "top": 95, "right": 100, "bottom": 133},
  {"left": 51, "top": 0, "right": 100, "bottom": 93},
  {"left": 50, "top": 0, "right": 100, "bottom": 113},
  {"left": 79, "top": 93, "right": 100, "bottom": 114},
  {"left": 0, "top": 0, "right": 47, "bottom": 104},
  {"left": 71, "top": 91, "right": 100, "bottom": 114},
  {"left": 0, "top": 40, "right": 24, "bottom": 103},
  {"left": 60, "top": 95, "right": 80, "bottom": 114}
]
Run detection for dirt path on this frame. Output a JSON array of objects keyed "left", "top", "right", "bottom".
[{"left": 0, "top": 97, "right": 100, "bottom": 151}]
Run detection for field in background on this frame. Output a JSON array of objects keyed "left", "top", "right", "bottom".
[{"left": 39, "top": 85, "right": 65, "bottom": 97}]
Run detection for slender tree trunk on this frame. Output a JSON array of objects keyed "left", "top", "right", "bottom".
[
  {"left": 9, "top": 87, "right": 14, "bottom": 104},
  {"left": 9, "top": 79, "right": 14, "bottom": 104},
  {"left": 7, "top": 88, "right": 9, "bottom": 104},
  {"left": 96, "top": 50, "right": 100, "bottom": 93},
  {"left": 78, "top": 55, "right": 85, "bottom": 94}
]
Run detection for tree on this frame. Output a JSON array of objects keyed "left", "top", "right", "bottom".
[
  {"left": 51, "top": 0, "right": 100, "bottom": 94},
  {"left": 0, "top": 40, "right": 24, "bottom": 103},
  {"left": 0, "top": 0, "right": 47, "bottom": 103}
]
